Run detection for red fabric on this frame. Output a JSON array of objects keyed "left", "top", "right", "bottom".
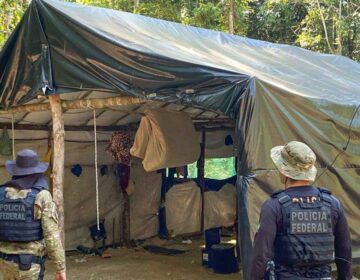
[{"left": 118, "top": 164, "right": 130, "bottom": 191}]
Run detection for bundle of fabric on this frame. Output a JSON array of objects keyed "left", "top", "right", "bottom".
[
  {"left": 130, "top": 109, "right": 200, "bottom": 172},
  {"left": 106, "top": 131, "right": 133, "bottom": 166}
]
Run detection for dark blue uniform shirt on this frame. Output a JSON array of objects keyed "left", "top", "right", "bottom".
[{"left": 250, "top": 186, "right": 352, "bottom": 280}]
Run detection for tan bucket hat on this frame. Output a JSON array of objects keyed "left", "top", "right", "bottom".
[{"left": 270, "top": 141, "right": 317, "bottom": 181}]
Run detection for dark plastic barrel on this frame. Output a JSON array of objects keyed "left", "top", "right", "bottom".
[
  {"left": 205, "top": 227, "right": 220, "bottom": 250},
  {"left": 211, "top": 244, "right": 239, "bottom": 274}
]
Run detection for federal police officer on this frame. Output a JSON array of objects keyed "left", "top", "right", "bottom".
[
  {"left": 250, "top": 141, "right": 352, "bottom": 280},
  {"left": 0, "top": 149, "right": 66, "bottom": 280}
]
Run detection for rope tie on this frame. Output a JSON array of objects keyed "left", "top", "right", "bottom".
[
  {"left": 11, "top": 114, "right": 15, "bottom": 160},
  {"left": 93, "top": 108, "right": 100, "bottom": 230}
]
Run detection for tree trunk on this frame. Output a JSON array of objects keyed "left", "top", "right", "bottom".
[
  {"left": 134, "top": 0, "right": 140, "bottom": 12},
  {"left": 5, "top": 7, "right": 12, "bottom": 39},
  {"left": 338, "top": 0, "right": 343, "bottom": 54},
  {"left": 49, "top": 95, "right": 65, "bottom": 246},
  {"left": 228, "top": 0, "right": 235, "bottom": 34},
  {"left": 316, "top": 0, "right": 334, "bottom": 53}
]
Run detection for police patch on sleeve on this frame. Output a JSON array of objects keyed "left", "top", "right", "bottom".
[{"left": 290, "top": 209, "right": 332, "bottom": 234}]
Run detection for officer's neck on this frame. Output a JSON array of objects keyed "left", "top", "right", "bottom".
[{"left": 285, "top": 179, "right": 311, "bottom": 189}]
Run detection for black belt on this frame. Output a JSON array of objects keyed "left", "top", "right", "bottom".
[{"left": 0, "top": 252, "right": 43, "bottom": 266}]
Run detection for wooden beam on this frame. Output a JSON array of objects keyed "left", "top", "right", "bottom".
[
  {"left": 48, "top": 95, "right": 65, "bottom": 247},
  {"left": 0, "top": 122, "right": 233, "bottom": 132},
  {"left": 0, "top": 96, "right": 147, "bottom": 115}
]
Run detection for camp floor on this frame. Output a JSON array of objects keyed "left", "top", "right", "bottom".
[
  {"left": 42, "top": 237, "right": 360, "bottom": 280},
  {"left": 43, "top": 237, "right": 242, "bottom": 280}
]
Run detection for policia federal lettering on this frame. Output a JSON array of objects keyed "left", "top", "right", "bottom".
[
  {"left": 290, "top": 210, "right": 331, "bottom": 234},
  {"left": 0, "top": 203, "right": 27, "bottom": 221}
]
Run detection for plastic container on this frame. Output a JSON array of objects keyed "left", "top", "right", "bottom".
[
  {"left": 211, "top": 244, "right": 239, "bottom": 274},
  {"left": 204, "top": 227, "right": 220, "bottom": 250}
]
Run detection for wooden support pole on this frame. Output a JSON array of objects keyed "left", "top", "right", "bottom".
[
  {"left": 122, "top": 191, "right": 131, "bottom": 247},
  {"left": 0, "top": 96, "right": 146, "bottom": 115},
  {"left": 198, "top": 131, "right": 206, "bottom": 232},
  {"left": 48, "top": 95, "right": 65, "bottom": 246},
  {"left": 47, "top": 127, "right": 53, "bottom": 193}
]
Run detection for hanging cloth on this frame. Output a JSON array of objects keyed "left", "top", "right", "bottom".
[
  {"left": 0, "top": 128, "right": 13, "bottom": 156},
  {"left": 130, "top": 109, "right": 200, "bottom": 172},
  {"left": 106, "top": 131, "right": 133, "bottom": 166}
]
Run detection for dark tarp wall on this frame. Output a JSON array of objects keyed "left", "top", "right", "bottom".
[
  {"left": 0, "top": 0, "right": 360, "bottom": 278},
  {"left": 237, "top": 78, "right": 360, "bottom": 261}
]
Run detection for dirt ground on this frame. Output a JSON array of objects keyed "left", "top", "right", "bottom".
[
  {"left": 44, "top": 238, "right": 242, "bottom": 280},
  {"left": 18, "top": 237, "right": 360, "bottom": 279}
]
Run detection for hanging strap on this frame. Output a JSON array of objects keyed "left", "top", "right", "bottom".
[
  {"left": 275, "top": 191, "right": 292, "bottom": 234},
  {"left": 11, "top": 114, "right": 15, "bottom": 160},
  {"left": 93, "top": 108, "right": 100, "bottom": 231}
]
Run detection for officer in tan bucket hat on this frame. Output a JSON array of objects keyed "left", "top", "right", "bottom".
[
  {"left": 250, "top": 141, "right": 352, "bottom": 280},
  {"left": 270, "top": 141, "right": 317, "bottom": 182}
]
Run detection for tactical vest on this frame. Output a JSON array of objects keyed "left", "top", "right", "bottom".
[
  {"left": 0, "top": 186, "right": 44, "bottom": 242},
  {"left": 273, "top": 188, "right": 335, "bottom": 267}
]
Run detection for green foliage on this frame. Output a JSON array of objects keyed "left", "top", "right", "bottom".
[
  {"left": 297, "top": 0, "right": 360, "bottom": 60},
  {"left": 185, "top": 2, "right": 223, "bottom": 30},
  {"left": 66, "top": 0, "right": 132, "bottom": 11},
  {"left": 0, "top": 0, "right": 28, "bottom": 47},
  {"left": 247, "top": 0, "right": 308, "bottom": 44},
  {"left": 188, "top": 157, "right": 236, "bottom": 180},
  {"left": 184, "top": 0, "right": 250, "bottom": 35}
]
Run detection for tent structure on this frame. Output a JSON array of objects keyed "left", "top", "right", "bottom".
[{"left": 0, "top": 0, "right": 359, "bottom": 278}]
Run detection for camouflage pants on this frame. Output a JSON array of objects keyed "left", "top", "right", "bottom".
[{"left": 0, "top": 259, "right": 41, "bottom": 280}]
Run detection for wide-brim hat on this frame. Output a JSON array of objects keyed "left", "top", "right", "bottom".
[
  {"left": 5, "top": 149, "right": 49, "bottom": 176},
  {"left": 270, "top": 141, "right": 317, "bottom": 182}
]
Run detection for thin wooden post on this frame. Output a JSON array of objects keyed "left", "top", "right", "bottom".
[
  {"left": 198, "top": 131, "right": 206, "bottom": 232},
  {"left": 122, "top": 191, "right": 131, "bottom": 247},
  {"left": 49, "top": 95, "right": 65, "bottom": 245},
  {"left": 47, "top": 126, "right": 53, "bottom": 193}
]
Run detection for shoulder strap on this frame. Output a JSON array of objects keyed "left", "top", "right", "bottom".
[
  {"left": 0, "top": 186, "right": 6, "bottom": 201},
  {"left": 274, "top": 191, "right": 292, "bottom": 234},
  {"left": 318, "top": 187, "right": 332, "bottom": 207},
  {"left": 317, "top": 187, "right": 332, "bottom": 195},
  {"left": 25, "top": 188, "right": 41, "bottom": 204},
  {"left": 23, "top": 188, "right": 41, "bottom": 219},
  {"left": 275, "top": 191, "right": 292, "bottom": 207}
]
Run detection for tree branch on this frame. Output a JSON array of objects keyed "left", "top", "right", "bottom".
[{"left": 316, "top": 0, "right": 334, "bottom": 53}]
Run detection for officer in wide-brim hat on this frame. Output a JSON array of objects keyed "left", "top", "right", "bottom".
[
  {"left": 5, "top": 149, "right": 49, "bottom": 176},
  {"left": 0, "top": 149, "right": 66, "bottom": 280},
  {"left": 250, "top": 141, "right": 352, "bottom": 280}
]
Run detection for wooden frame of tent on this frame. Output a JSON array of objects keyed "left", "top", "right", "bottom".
[{"left": 0, "top": 94, "right": 235, "bottom": 245}]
